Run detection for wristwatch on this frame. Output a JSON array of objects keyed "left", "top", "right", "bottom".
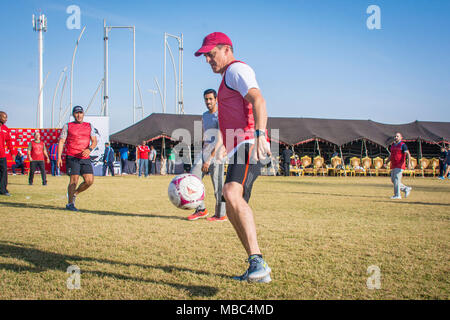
[
  {"left": 88, "top": 147, "right": 93, "bottom": 151},
  {"left": 255, "top": 129, "right": 266, "bottom": 138}
]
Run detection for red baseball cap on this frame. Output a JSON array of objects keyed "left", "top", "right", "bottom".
[{"left": 194, "top": 32, "right": 233, "bottom": 57}]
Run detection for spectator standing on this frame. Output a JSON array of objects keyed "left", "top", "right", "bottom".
[
  {"left": 281, "top": 145, "right": 293, "bottom": 176},
  {"left": 102, "top": 142, "right": 115, "bottom": 176},
  {"left": 149, "top": 145, "right": 157, "bottom": 175},
  {"left": 136, "top": 141, "right": 150, "bottom": 177},
  {"left": 438, "top": 146, "right": 448, "bottom": 179},
  {"left": 49, "top": 142, "right": 59, "bottom": 176},
  {"left": 28, "top": 132, "right": 50, "bottom": 186},
  {"left": 0, "top": 111, "right": 16, "bottom": 196},
  {"left": 167, "top": 143, "right": 176, "bottom": 174},
  {"left": 119, "top": 145, "right": 129, "bottom": 175}
]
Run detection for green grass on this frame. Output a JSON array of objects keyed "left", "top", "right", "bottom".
[{"left": 0, "top": 174, "right": 449, "bottom": 299}]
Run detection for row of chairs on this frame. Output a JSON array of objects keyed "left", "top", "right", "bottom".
[{"left": 279, "top": 155, "right": 442, "bottom": 177}]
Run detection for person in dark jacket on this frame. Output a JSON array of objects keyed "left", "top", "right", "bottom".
[
  {"left": 12, "top": 149, "right": 25, "bottom": 175},
  {"left": 281, "top": 145, "right": 293, "bottom": 176},
  {"left": 102, "top": 142, "right": 115, "bottom": 176}
]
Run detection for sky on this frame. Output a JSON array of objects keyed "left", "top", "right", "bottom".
[{"left": 0, "top": 0, "right": 449, "bottom": 133}]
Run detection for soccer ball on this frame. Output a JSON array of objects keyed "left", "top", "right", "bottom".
[{"left": 168, "top": 174, "right": 205, "bottom": 210}]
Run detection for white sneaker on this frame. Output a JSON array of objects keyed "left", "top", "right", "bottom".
[
  {"left": 404, "top": 187, "right": 412, "bottom": 198},
  {"left": 391, "top": 195, "right": 401, "bottom": 200}
]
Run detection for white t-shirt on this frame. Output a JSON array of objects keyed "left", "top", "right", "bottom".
[{"left": 224, "top": 62, "right": 260, "bottom": 98}]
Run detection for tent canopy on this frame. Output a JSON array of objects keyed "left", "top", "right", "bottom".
[{"left": 110, "top": 113, "right": 450, "bottom": 148}]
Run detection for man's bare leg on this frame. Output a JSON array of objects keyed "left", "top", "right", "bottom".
[
  {"left": 223, "top": 182, "right": 261, "bottom": 256},
  {"left": 75, "top": 173, "right": 94, "bottom": 196}
]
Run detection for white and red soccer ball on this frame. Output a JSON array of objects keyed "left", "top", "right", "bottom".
[{"left": 168, "top": 174, "right": 205, "bottom": 210}]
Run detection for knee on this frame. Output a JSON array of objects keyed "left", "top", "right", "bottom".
[
  {"left": 85, "top": 178, "right": 94, "bottom": 186},
  {"left": 222, "top": 183, "right": 240, "bottom": 203}
]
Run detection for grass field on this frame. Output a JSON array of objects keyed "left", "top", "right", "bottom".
[{"left": 0, "top": 173, "right": 449, "bottom": 300}]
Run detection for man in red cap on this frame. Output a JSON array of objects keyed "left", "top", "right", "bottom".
[
  {"left": 57, "top": 106, "right": 98, "bottom": 211},
  {"left": 0, "top": 111, "right": 16, "bottom": 196},
  {"left": 195, "top": 32, "right": 272, "bottom": 283}
]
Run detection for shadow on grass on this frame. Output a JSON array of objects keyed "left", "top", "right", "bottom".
[
  {"left": 0, "top": 201, "right": 186, "bottom": 221},
  {"left": 374, "top": 200, "right": 450, "bottom": 207},
  {"left": 0, "top": 241, "right": 220, "bottom": 297}
]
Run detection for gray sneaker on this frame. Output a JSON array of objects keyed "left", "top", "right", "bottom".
[
  {"left": 232, "top": 269, "right": 272, "bottom": 283},
  {"left": 404, "top": 187, "right": 412, "bottom": 198},
  {"left": 65, "top": 203, "right": 79, "bottom": 211},
  {"left": 235, "top": 256, "right": 272, "bottom": 283}
]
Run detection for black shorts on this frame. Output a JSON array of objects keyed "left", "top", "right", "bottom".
[
  {"left": 223, "top": 143, "right": 262, "bottom": 203},
  {"left": 66, "top": 156, "right": 93, "bottom": 176}
]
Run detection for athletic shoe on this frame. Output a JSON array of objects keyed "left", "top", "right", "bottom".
[
  {"left": 65, "top": 203, "right": 79, "bottom": 211},
  {"left": 391, "top": 195, "right": 401, "bottom": 200},
  {"left": 207, "top": 215, "right": 228, "bottom": 222},
  {"left": 245, "top": 256, "right": 272, "bottom": 282},
  {"left": 187, "top": 208, "right": 208, "bottom": 221},
  {"left": 232, "top": 269, "right": 272, "bottom": 283},
  {"left": 1, "top": 193, "right": 11, "bottom": 197},
  {"left": 438, "top": 176, "right": 445, "bottom": 180},
  {"left": 404, "top": 187, "right": 412, "bottom": 198}
]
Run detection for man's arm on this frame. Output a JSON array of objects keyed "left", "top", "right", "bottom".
[
  {"left": 27, "top": 142, "right": 33, "bottom": 162},
  {"left": 43, "top": 144, "right": 50, "bottom": 163},
  {"left": 81, "top": 132, "right": 98, "bottom": 158},
  {"left": 405, "top": 150, "right": 412, "bottom": 170},
  {"left": 4, "top": 127, "right": 16, "bottom": 161},
  {"left": 57, "top": 138, "right": 65, "bottom": 168},
  {"left": 245, "top": 88, "right": 270, "bottom": 160}
]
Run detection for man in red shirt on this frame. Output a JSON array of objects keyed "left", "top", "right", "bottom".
[
  {"left": 57, "top": 106, "right": 98, "bottom": 211},
  {"left": 195, "top": 32, "right": 272, "bottom": 282},
  {"left": 388, "top": 132, "right": 412, "bottom": 200},
  {"left": 27, "top": 131, "right": 50, "bottom": 186},
  {"left": 0, "top": 111, "right": 16, "bottom": 196},
  {"left": 136, "top": 140, "right": 150, "bottom": 177}
]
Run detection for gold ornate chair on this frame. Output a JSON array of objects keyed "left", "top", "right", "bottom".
[
  {"left": 314, "top": 156, "right": 327, "bottom": 176},
  {"left": 427, "top": 158, "right": 439, "bottom": 177},
  {"left": 403, "top": 157, "right": 416, "bottom": 177},
  {"left": 301, "top": 155, "right": 315, "bottom": 175},
  {"left": 350, "top": 157, "right": 365, "bottom": 176},
  {"left": 420, "top": 158, "right": 433, "bottom": 177},
  {"left": 372, "top": 157, "right": 384, "bottom": 176},
  {"left": 361, "top": 157, "right": 373, "bottom": 176},
  {"left": 329, "top": 156, "right": 342, "bottom": 176},
  {"left": 414, "top": 158, "right": 429, "bottom": 177}
]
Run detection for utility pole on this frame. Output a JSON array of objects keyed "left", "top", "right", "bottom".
[{"left": 32, "top": 13, "right": 47, "bottom": 128}]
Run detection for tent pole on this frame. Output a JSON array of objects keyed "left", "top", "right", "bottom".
[
  {"left": 364, "top": 139, "right": 368, "bottom": 158},
  {"left": 340, "top": 146, "right": 347, "bottom": 177},
  {"left": 419, "top": 139, "right": 422, "bottom": 160},
  {"left": 317, "top": 138, "right": 321, "bottom": 157},
  {"left": 360, "top": 140, "right": 363, "bottom": 159}
]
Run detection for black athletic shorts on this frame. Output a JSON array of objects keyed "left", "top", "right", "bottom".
[
  {"left": 66, "top": 156, "right": 93, "bottom": 176},
  {"left": 223, "top": 143, "right": 262, "bottom": 203}
]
